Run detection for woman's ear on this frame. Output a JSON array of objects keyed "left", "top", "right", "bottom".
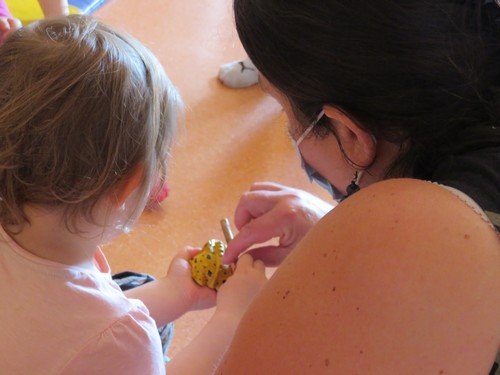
[
  {"left": 111, "top": 165, "right": 145, "bottom": 207},
  {"left": 323, "top": 105, "right": 376, "bottom": 168}
]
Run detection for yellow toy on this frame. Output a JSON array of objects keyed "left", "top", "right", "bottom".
[
  {"left": 189, "top": 239, "right": 234, "bottom": 290},
  {"left": 189, "top": 218, "right": 234, "bottom": 290}
]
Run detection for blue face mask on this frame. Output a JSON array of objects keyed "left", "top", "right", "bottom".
[
  {"left": 290, "top": 110, "right": 347, "bottom": 202},
  {"left": 300, "top": 159, "right": 346, "bottom": 202}
]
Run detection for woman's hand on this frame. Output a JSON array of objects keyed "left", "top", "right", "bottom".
[{"left": 222, "top": 182, "right": 334, "bottom": 266}]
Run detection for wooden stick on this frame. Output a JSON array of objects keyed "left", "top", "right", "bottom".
[{"left": 220, "top": 218, "right": 234, "bottom": 243}]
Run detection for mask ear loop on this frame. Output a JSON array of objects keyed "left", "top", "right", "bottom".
[{"left": 296, "top": 110, "right": 326, "bottom": 146}]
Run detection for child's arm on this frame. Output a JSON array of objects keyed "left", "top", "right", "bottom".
[
  {"left": 165, "top": 254, "right": 267, "bottom": 374},
  {"left": 37, "top": 0, "right": 69, "bottom": 17},
  {"left": 124, "top": 248, "right": 217, "bottom": 327}
]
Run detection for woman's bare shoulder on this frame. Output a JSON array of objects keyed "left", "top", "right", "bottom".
[
  {"left": 318, "top": 177, "right": 499, "bottom": 246},
  {"left": 217, "top": 178, "right": 500, "bottom": 375}
]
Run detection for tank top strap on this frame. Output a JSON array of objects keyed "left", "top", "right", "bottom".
[{"left": 434, "top": 183, "right": 500, "bottom": 234}]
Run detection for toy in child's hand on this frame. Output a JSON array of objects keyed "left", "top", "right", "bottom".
[
  {"left": 189, "top": 218, "right": 234, "bottom": 290},
  {"left": 189, "top": 239, "right": 234, "bottom": 290}
]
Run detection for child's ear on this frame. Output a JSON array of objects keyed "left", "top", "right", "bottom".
[{"left": 112, "top": 165, "right": 145, "bottom": 207}]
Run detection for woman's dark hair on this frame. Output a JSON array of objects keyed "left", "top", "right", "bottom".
[{"left": 234, "top": 0, "right": 500, "bottom": 177}]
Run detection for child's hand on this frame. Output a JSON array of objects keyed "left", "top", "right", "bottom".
[
  {"left": 166, "top": 247, "right": 217, "bottom": 311},
  {"left": 0, "top": 17, "right": 22, "bottom": 45},
  {"left": 216, "top": 254, "right": 267, "bottom": 320}
]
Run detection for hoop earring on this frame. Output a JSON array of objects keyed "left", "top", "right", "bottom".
[{"left": 345, "top": 170, "right": 362, "bottom": 197}]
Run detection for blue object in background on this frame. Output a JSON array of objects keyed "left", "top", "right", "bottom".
[{"left": 69, "top": 0, "right": 108, "bottom": 14}]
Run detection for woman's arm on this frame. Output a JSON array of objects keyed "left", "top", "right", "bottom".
[{"left": 216, "top": 179, "right": 500, "bottom": 374}]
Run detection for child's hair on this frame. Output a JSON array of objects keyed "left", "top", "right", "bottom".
[{"left": 0, "top": 15, "right": 182, "bottom": 231}]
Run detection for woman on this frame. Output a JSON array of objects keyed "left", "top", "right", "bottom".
[{"left": 218, "top": 1, "right": 500, "bottom": 373}]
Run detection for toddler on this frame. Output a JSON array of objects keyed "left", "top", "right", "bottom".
[{"left": 0, "top": 15, "right": 266, "bottom": 374}]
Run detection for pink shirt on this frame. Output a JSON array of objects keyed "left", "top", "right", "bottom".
[
  {"left": 0, "top": 227, "right": 166, "bottom": 374},
  {"left": 0, "top": 0, "right": 12, "bottom": 18}
]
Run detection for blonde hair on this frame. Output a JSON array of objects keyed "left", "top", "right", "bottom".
[{"left": 0, "top": 15, "right": 181, "bottom": 231}]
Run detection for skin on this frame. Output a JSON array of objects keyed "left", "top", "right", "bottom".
[
  {"left": 37, "top": 0, "right": 69, "bottom": 17},
  {"left": 0, "top": 16, "right": 21, "bottom": 45},
  {"left": 218, "top": 179, "right": 500, "bottom": 374},
  {"left": 222, "top": 181, "right": 334, "bottom": 267},
  {"left": 216, "top": 78, "right": 500, "bottom": 374},
  {"left": 166, "top": 253, "right": 266, "bottom": 374}
]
